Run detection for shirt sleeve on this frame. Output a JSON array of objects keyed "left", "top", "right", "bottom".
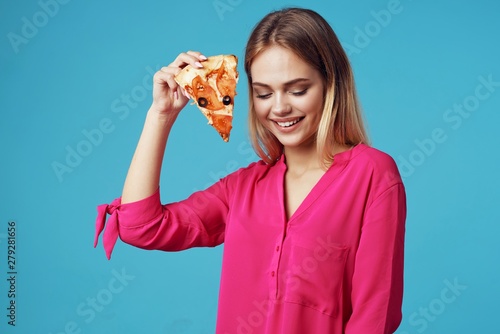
[
  {"left": 345, "top": 182, "right": 407, "bottom": 334},
  {"left": 94, "top": 178, "right": 229, "bottom": 260}
]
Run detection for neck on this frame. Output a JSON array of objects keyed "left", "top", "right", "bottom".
[
  {"left": 283, "top": 142, "right": 354, "bottom": 173},
  {"left": 283, "top": 141, "right": 322, "bottom": 173}
]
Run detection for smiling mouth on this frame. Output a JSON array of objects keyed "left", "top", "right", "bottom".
[{"left": 275, "top": 117, "right": 304, "bottom": 128}]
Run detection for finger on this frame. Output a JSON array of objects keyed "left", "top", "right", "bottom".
[
  {"left": 171, "top": 52, "right": 205, "bottom": 69},
  {"left": 187, "top": 50, "right": 208, "bottom": 61},
  {"left": 157, "top": 67, "right": 191, "bottom": 100},
  {"left": 181, "top": 87, "right": 191, "bottom": 99},
  {"left": 153, "top": 70, "right": 179, "bottom": 91},
  {"left": 159, "top": 66, "right": 180, "bottom": 75},
  {"left": 175, "top": 86, "right": 191, "bottom": 100}
]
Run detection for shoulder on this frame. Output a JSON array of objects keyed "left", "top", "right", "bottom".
[
  {"left": 348, "top": 143, "right": 403, "bottom": 187},
  {"left": 353, "top": 144, "right": 398, "bottom": 170},
  {"left": 228, "top": 159, "right": 278, "bottom": 181},
  {"left": 214, "top": 158, "right": 279, "bottom": 200}
]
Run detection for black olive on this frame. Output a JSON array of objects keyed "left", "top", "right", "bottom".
[
  {"left": 222, "top": 95, "right": 232, "bottom": 105},
  {"left": 198, "top": 97, "right": 208, "bottom": 107}
]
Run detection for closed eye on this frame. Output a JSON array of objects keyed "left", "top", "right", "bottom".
[
  {"left": 254, "top": 88, "right": 308, "bottom": 99},
  {"left": 255, "top": 93, "right": 272, "bottom": 99},
  {"left": 290, "top": 88, "right": 308, "bottom": 96}
]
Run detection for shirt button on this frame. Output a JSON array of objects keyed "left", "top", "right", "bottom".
[
  {"left": 276, "top": 246, "right": 280, "bottom": 252},
  {"left": 271, "top": 271, "right": 275, "bottom": 277}
]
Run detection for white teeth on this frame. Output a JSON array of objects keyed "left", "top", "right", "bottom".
[{"left": 277, "top": 118, "right": 301, "bottom": 127}]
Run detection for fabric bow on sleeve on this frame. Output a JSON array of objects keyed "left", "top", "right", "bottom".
[{"left": 94, "top": 198, "right": 122, "bottom": 260}]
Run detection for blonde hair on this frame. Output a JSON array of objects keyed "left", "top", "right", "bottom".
[{"left": 244, "top": 8, "right": 369, "bottom": 167}]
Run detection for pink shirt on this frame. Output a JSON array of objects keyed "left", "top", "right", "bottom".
[{"left": 94, "top": 143, "right": 406, "bottom": 333}]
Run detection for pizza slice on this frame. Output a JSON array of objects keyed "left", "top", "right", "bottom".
[{"left": 174, "top": 54, "right": 239, "bottom": 142}]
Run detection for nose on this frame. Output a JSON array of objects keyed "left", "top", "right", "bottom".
[{"left": 271, "top": 93, "right": 291, "bottom": 116}]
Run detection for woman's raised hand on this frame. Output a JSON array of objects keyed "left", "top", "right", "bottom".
[{"left": 150, "top": 51, "right": 207, "bottom": 117}]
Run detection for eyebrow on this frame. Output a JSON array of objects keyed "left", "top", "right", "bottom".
[{"left": 251, "top": 78, "right": 311, "bottom": 88}]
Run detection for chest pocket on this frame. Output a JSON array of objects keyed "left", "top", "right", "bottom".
[{"left": 283, "top": 237, "right": 349, "bottom": 317}]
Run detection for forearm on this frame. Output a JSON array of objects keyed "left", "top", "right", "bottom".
[{"left": 121, "top": 108, "right": 178, "bottom": 204}]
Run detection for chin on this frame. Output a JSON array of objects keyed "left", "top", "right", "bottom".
[{"left": 276, "top": 134, "right": 316, "bottom": 150}]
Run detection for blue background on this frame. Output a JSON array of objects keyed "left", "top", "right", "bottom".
[{"left": 1, "top": 0, "right": 499, "bottom": 333}]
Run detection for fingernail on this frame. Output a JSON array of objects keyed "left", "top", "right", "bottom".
[
  {"left": 199, "top": 55, "right": 208, "bottom": 60},
  {"left": 195, "top": 61, "right": 203, "bottom": 68},
  {"left": 174, "top": 91, "right": 179, "bottom": 100}
]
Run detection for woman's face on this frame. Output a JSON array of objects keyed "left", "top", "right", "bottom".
[{"left": 250, "top": 45, "right": 324, "bottom": 150}]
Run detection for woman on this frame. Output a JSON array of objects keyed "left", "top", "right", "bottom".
[{"left": 95, "top": 7, "right": 406, "bottom": 334}]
